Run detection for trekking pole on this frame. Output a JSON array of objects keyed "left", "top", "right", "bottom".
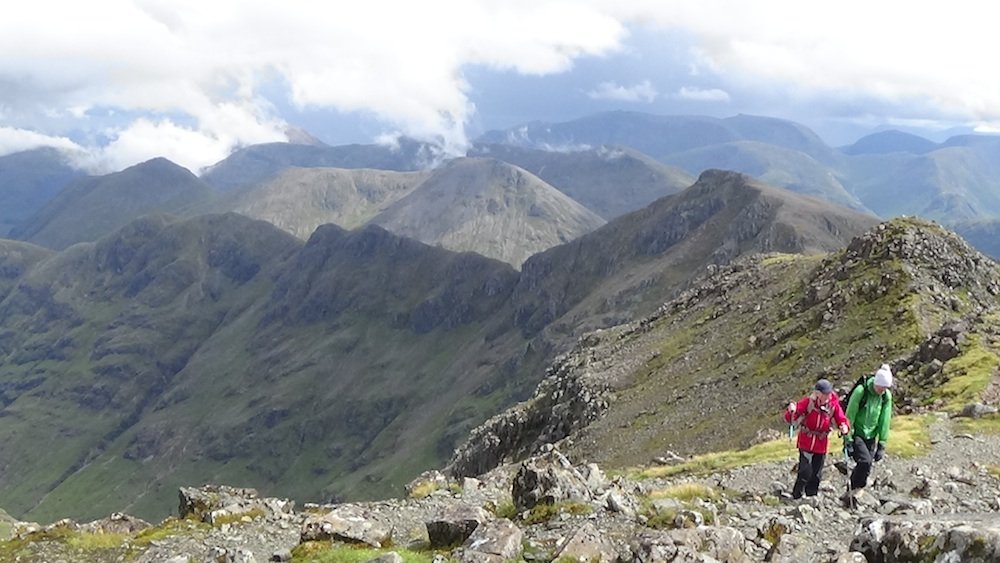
[{"left": 843, "top": 439, "right": 854, "bottom": 506}]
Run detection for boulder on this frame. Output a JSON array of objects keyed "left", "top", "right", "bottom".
[
  {"left": 300, "top": 505, "right": 392, "bottom": 547},
  {"left": 851, "top": 517, "right": 1000, "bottom": 562},
  {"left": 556, "top": 522, "right": 619, "bottom": 562},
  {"left": 462, "top": 518, "right": 523, "bottom": 561},
  {"left": 670, "top": 526, "right": 751, "bottom": 563},
  {"left": 512, "top": 450, "right": 593, "bottom": 510},
  {"left": 80, "top": 512, "right": 150, "bottom": 534},
  {"left": 179, "top": 485, "right": 293, "bottom": 524},
  {"left": 425, "top": 505, "right": 491, "bottom": 548}
]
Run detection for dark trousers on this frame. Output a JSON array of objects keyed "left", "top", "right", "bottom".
[
  {"left": 850, "top": 436, "right": 877, "bottom": 489},
  {"left": 792, "top": 450, "right": 826, "bottom": 498}
]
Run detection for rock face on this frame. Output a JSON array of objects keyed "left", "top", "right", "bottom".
[
  {"left": 512, "top": 450, "right": 594, "bottom": 510},
  {"left": 852, "top": 517, "right": 1000, "bottom": 562},
  {"left": 179, "top": 485, "right": 294, "bottom": 525},
  {"left": 300, "top": 505, "right": 392, "bottom": 547}
]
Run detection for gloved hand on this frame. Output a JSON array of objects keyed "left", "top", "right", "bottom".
[
  {"left": 838, "top": 423, "right": 849, "bottom": 436},
  {"left": 786, "top": 402, "right": 796, "bottom": 413},
  {"left": 874, "top": 442, "right": 886, "bottom": 462},
  {"left": 844, "top": 440, "right": 855, "bottom": 459}
]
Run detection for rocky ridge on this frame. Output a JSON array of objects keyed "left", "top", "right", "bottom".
[
  {"left": 5, "top": 416, "right": 1000, "bottom": 562},
  {"left": 450, "top": 217, "right": 1000, "bottom": 476}
]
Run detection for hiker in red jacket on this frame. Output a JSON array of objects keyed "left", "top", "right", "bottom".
[{"left": 784, "top": 379, "right": 850, "bottom": 499}]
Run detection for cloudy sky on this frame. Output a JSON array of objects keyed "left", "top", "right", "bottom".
[{"left": 1, "top": 1, "right": 995, "bottom": 173}]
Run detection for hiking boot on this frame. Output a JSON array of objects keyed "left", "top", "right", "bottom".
[{"left": 833, "top": 460, "right": 850, "bottom": 475}]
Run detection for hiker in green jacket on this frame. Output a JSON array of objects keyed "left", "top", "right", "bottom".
[{"left": 844, "top": 363, "right": 894, "bottom": 491}]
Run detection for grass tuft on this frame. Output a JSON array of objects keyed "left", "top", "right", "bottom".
[
  {"left": 935, "top": 340, "right": 1000, "bottom": 411},
  {"left": 290, "top": 541, "right": 436, "bottom": 562},
  {"left": 647, "top": 483, "right": 719, "bottom": 502}
]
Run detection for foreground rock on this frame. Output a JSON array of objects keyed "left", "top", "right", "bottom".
[
  {"left": 852, "top": 516, "right": 1000, "bottom": 562},
  {"left": 5, "top": 415, "right": 1000, "bottom": 563}
]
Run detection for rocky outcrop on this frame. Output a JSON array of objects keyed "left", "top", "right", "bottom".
[
  {"left": 300, "top": 505, "right": 392, "bottom": 547},
  {"left": 512, "top": 449, "right": 594, "bottom": 510},
  {"left": 851, "top": 517, "right": 1000, "bottom": 562},
  {"left": 179, "top": 485, "right": 294, "bottom": 525}
]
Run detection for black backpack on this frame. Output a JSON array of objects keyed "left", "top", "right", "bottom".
[{"left": 847, "top": 375, "right": 885, "bottom": 412}]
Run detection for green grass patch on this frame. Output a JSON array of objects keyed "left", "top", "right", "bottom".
[
  {"left": 628, "top": 414, "right": 930, "bottom": 480},
  {"left": 521, "top": 501, "right": 593, "bottom": 525},
  {"left": 936, "top": 340, "right": 1000, "bottom": 411},
  {"left": 211, "top": 508, "right": 266, "bottom": 527},
  {"left": 640, "top": 500, "right": 715, "bottom": 530},
  {"left": 483, "top": 498, "right": 516, "bottom": 520},
  {"left": 630, "top": 437, "right": 790, "bottom": 480},
  {"left": 954, "top": 414, "right": 1000, "bottom": 435},
  {"left": 132, "top": 516, "right": 209, "bottom": 547},
  {"left": 647, "top": 483, "right": 720, "bottom": 502},
  {"left": 885, "top": 415, "right": 934, "bottom": 458},
  {"left": 66, "top": 531, "right": 128, "bottom": 550},
  {"left": 407, "top": 480, "right": 439, "bottom": 500},
  {"left": 291, "top": 541, "right": 436, "bottom": 562}
]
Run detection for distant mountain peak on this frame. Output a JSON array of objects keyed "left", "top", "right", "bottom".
[{"left": 283, "top": 126, "right": 328, "bottom": 147}]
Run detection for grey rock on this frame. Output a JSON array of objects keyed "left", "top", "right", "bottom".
[
  {"left": 300, "top": 505, "right": 392, "bottom": 547},
  {"left": 766, "top": 533, "right": 819, "bottom": 563},
  {"left": 463, "top": 518, "right": 523, "bottom": 560},
  {"left": 850, "top": 517, "right": 1000, "bottom": 562},
  {"left": 556, "top": 522, "right": 619, "bottom": 562},
  {"left": 270, "top": 549, "right": 292, "bottom": 562},
  {"left": 670, "top": 526, "right": 750, "bottom": 563},
  {"left": 833, "top": 552, "right": 866, "bottom": 563},
  {"left": 425, "top": 505, "right": 491, "bottom": 548},
  {"left": 178, "top": 485, "right": 293, "bottom": 525},
  {"left": 628, "top": 530, "right": 680, "bottom": 563},
  {"left": 80, "top": 512, "right": 151, "bottom": 534},
  {"left": 365, "top": 553, "right": 404, "bottom": 563},
  {"left": 674, "top": 509, "right": 705, "bottom": 529},
  {"left": 605, "top": 489, "right": 639, "bottom": 518},
  {"left": 512, "top": 450, "right": 593, "bottom": 510},
  {"left": 958, "top": 403, "right": 999, "bottom": 418}
]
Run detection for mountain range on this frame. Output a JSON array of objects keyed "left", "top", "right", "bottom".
[
  {"left": 480, "top": 111, "right": 1000, "bottom": 228},
  {"left": 0, "top": 171, "right": 874, "bottom": 522},
  {"left": 2, "top": 109, "right": 1000, "bottom": 526}
]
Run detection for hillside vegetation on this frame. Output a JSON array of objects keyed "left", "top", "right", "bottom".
[{"left": 451, "top": 217, "right": 1000, "bottom": 476}]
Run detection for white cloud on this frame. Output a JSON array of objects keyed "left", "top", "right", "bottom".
[
  {"left": 4, "top": 0, "right": 1000, "bottom": 171},
  {"left": 601, "top": 1, "right": 1000, "bottom": 125},
  {"left": 0, "top": 127, "right": 82, "bottom": 156},
  {"left": 676, "top": 87, "right": 730, "bottom": 102},
  {"left": 587, "top": 80, "right": 658, "bottom": 103},
  {"left": 0, "top": 0, "right": 627, "bottom": 169}
]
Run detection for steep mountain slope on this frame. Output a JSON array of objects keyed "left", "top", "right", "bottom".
[
  {"left": 450, "top": 217, "right": 1000, "bottom": 477},
  {"left": 371, "top": 158, "right": 606, "bottom": 267},
  {"left": 10, "top": 158, "right": 216, "bottom": 249},
  {"left": 225, "top": 167, "right": 430, "bottom": 238},
  {"left": 468, "top": 143, "right": 694, "bottom": 219},
  {"left": 840, "top": 144, "right": 1000, "bottom": 220},
  {"left": 840, "top": 129, "right": 938, "bottom": 155},
  {"left": 0, "top": 148, "right": 84, "bottom": 236},
  {"left": 953, "top": 218, "right": 1000, "bottom": 259},
  {"left": 0, "top": 213, "right": 535, "bottom": 523},
  {"left": 511, "top": 169, "right": 879, "bottom": 338},
  {"left": 661, "top": 141, "right": 868, "bottom": 212},
  {"left": 200, "top": 138, "right": 437, "bottom": 191}
]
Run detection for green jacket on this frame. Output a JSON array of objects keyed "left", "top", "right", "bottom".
[{"left": 845, "top": 375, "right": 892, "bottom": 443}]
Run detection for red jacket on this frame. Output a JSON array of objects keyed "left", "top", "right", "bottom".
[{"left": 783, "top": 393, "right": 849, "bottom": 454}]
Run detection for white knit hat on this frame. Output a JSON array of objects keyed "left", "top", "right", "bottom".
[{"left": 874, "top": 363, "right": 893, "bottom": 388}]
